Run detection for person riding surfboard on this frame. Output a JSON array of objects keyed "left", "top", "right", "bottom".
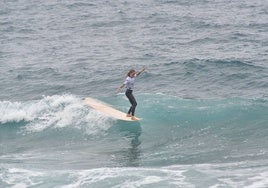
[{"left": 117, "top": 67, "right": 146, "bottom": 120}]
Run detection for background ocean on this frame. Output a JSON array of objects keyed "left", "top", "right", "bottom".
[{"left": 0, "top": 0, "right": 268, "bottom": 187}]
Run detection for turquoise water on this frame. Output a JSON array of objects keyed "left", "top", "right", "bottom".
[
  {"left": 1, "top": 95, "right": 268, "bottom": 187},
  {"left": 1, "top": 0, "right": 268, "bottom": 187}
]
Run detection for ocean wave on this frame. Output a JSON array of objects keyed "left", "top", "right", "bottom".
[
  {"left": 1, "top": 161, "right": 268, "bottom": 188},
  {"left": 1, "top": 94, "right": 267, "bottom": 163},
  {"left": 1, "top": 94, "right": 267, "bottom": 133},
  {"left": 146, "top": 59, "right": 268, "bottom": 98},
  {"left": 1, "top": 94, "right": 268, "bottom": 187},
  {"left": 164, "top": 59, "right": 265, "bottom": 70},
  {"left": 0, "top": 95, "right": 114, "bottom": 135}
]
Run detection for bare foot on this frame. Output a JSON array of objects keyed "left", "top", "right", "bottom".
[
  {"left": 131, "top": 116, "right": 138, "bottom": 121},
  {"left": 126, "top": 114, "right": 132, "bottom": 117}
]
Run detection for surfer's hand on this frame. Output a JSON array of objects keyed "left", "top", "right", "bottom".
[
  {"left": 116, "top": 88, "right": 121, "bottom": 93},
  {"left": 116, "top": 84, "right": 125, "bottom": 93}
]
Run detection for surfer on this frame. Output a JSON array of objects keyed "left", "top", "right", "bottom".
[{"left": 117, "top": 68, "right": 146, "bottom": 120}]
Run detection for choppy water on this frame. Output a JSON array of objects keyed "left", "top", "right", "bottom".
[{"left": 1, "top": 0, "right": 268, "bottom": 187}]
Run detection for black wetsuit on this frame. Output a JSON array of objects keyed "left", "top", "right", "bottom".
[{"left": 125, "top": 89, "right": 137, "bottom": 116}]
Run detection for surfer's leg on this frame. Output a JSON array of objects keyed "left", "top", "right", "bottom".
[
  {"left": 128, "top": 92, "right": 137, "bottom": 116},
  {"left": 127, "top": 107, "right": 132, "bottom": 115},
  {"left": 125, "top": 89, "right": 137, "bottom": 116},
  {"left": 130, "top": 95, "right": 137, "bottom": 116},
  {"left": 126, "top": 89, "right": 132, "bottom": 115}
]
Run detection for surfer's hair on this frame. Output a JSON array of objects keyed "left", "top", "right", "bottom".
[{"left": 127, "top": 69, "right": 135, "bottom": 77}]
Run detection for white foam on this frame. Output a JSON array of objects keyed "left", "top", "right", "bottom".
[
  {"left": 0, "top": 101, "right": 32, "bottom": 123},
  {"left": 0, "top": 95, "right": 114, "bottom": 135},
  {"left": 167, "top": 162, "right": 268, "bottom": 188},
  {"left": 2, "top": 165, "right": 267, "bottom": 187},
  {"left": 0, "top": 168, "right": 44, "bottom": 188},
  {"left": 63, "top": 167, "right": 189, "bottom": 188}
]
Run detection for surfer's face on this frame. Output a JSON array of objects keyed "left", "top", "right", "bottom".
[{"left": 130, "top": 71, "right": 136, "bottom": 77}]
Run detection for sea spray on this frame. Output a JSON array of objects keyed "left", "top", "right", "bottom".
[{"left": 0, "top": 95, "right": 114, "bottom": 135}]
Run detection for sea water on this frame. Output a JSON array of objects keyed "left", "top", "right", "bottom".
[{"left": 1, "top": 0, "right": 268, "bottom": 187}]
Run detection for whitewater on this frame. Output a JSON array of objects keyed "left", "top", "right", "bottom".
[{"left": 1, "top": 0, "right": 268, "bottom": 187}]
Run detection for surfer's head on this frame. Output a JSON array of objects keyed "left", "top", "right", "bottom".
[{"left": 127, "top": 69, "right": 136, "bottom": 77}]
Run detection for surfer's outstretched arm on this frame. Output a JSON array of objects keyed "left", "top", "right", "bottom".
[
  {"left": 116, "top": 84, "right": 125, "bottom": 93},
  {"left": 136, "top": 67, "right": 146, "bottom": 76},
  {"left": 116, "top": 67, "right": 145, "bottom": 93}
]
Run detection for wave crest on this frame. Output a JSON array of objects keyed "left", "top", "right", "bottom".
[{"left": 0, "top": 95, "right": 114, "bottom": 135}]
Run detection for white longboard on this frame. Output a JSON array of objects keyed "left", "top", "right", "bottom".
[{"left": 83, "top": 97, "right": 140, "bottom": 121}]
